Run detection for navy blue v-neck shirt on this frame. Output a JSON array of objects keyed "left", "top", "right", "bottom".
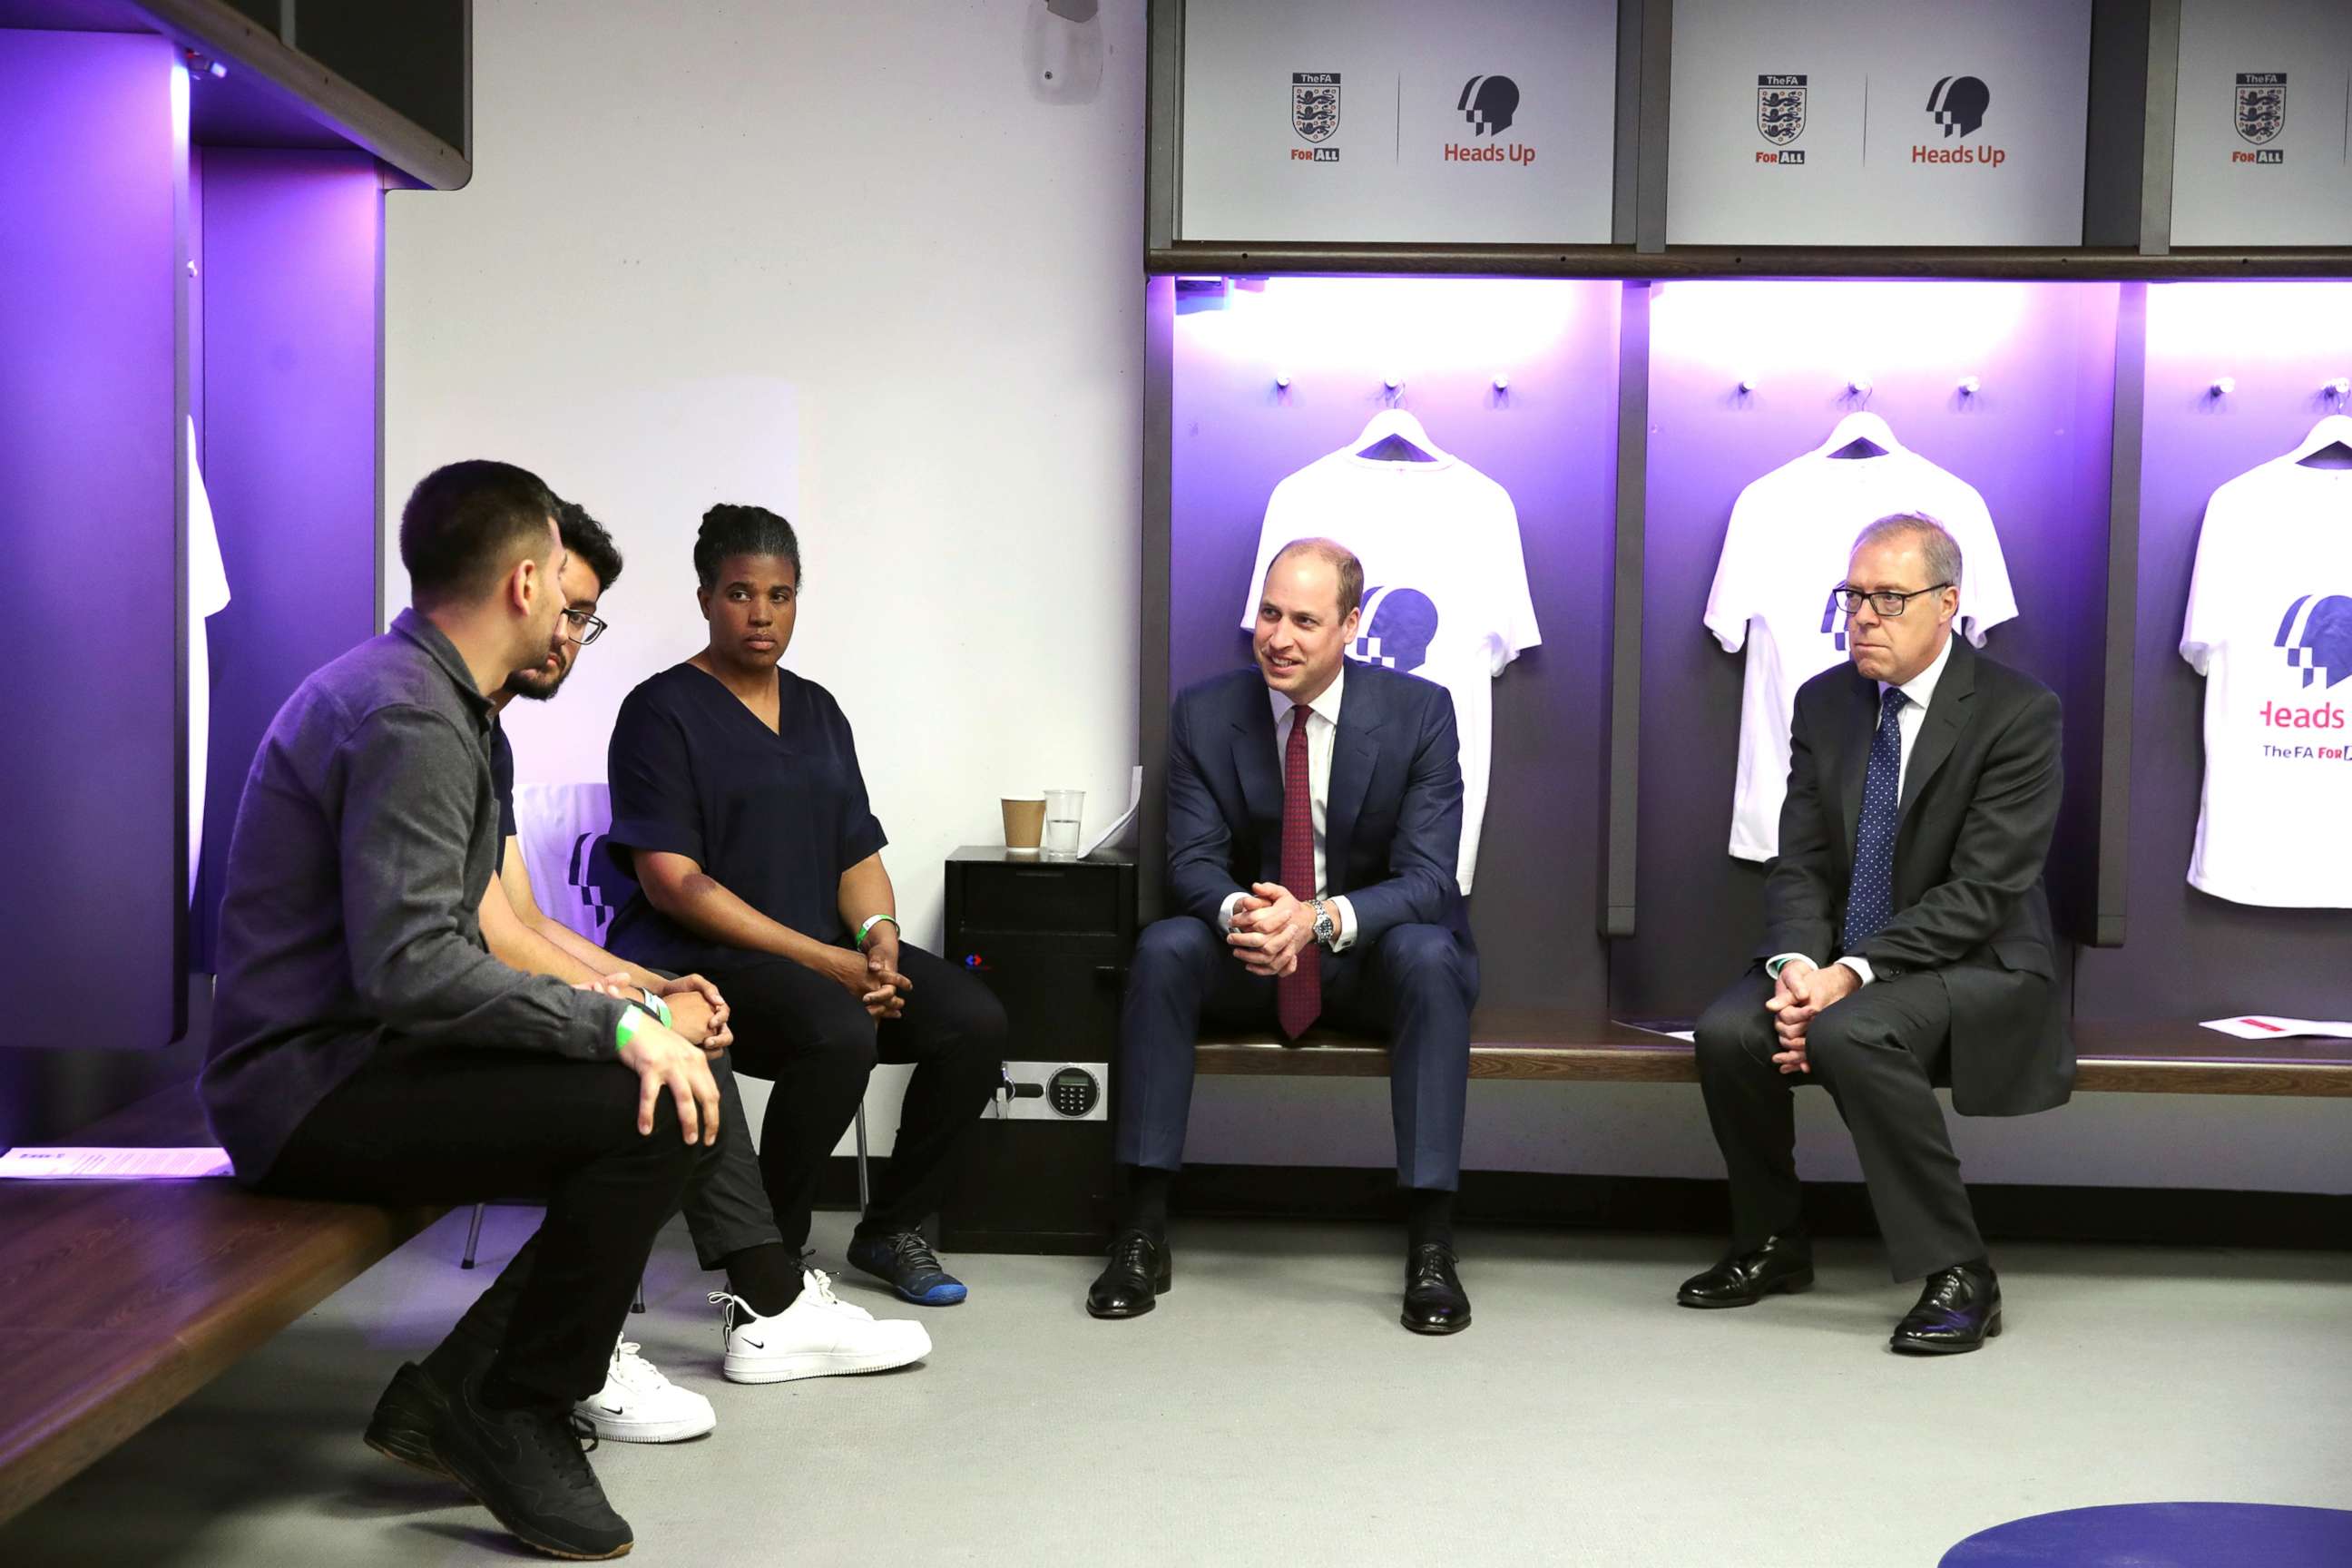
[{"left": 603, "top": 662, "right": 887, "bottom": 975}]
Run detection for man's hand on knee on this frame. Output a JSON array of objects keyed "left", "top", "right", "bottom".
[
  {"left": 1765, "top": 961, "right": 1859, "bottom": 1074},
  {"left": 618, "top": 1018, "right": 722, "bottom": 1145}
]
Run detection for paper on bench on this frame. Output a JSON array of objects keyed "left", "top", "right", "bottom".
[
  {"left": 2199, "top": 1015, "right": 2352, "bottom": 1042},
  {"left": 0, "top": 1146, "right": 233, "bottom": 1180}
]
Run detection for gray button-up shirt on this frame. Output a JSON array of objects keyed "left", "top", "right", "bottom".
[{"left": 201, "top": 609, "right": 629, "bottom": 1180}]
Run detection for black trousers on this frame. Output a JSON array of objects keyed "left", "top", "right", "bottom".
[
  {"left": 256, "top": 1044, "right": 697, "bottom": 1408},
  {"left": 1693, "top": 967, "right": 1984, "bottom": 1282},
  {"left": 1115, "top": 916, "right": 1477, "bottom": 1191},
  {"left": 426, "top": 1054, "right": 782, "bottom": 1378},
  {"left": 703, "top": 942, "right": 1006, "bottom": 1252}
]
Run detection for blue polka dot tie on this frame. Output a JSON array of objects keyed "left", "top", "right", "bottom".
[{"left": 1842, "top": 686, "right": 1908, "bottom": 955}]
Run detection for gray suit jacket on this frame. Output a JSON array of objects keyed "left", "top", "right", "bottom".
[{"left": 1761, "top": 637, "right": 2073, "bottom": 1116}]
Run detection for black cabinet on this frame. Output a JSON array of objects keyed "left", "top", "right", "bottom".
[{"left": 938, "top": 847, "right": 1135, "bottom": 1254}]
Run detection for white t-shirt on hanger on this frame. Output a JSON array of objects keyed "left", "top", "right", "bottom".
[
  {"left": 1705, "top": 439, "right": 2018, "bottom": 861},
  {"left": 2180, "top": 454, "right": 2352, "bottom": 907},
  {"left": 1240, "top": 440, "right": 1540, "bottom": 894},
  {"left": 188, "top": 419, "right": 231, "bottom": 904}
]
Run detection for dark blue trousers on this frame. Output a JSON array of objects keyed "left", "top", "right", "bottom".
[{"left": 1114, "top": 915, "right": 1478, "bottom": 1191}]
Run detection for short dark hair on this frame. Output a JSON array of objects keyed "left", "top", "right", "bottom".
[
  {"left": 400, "top": 460, "right": 560, "bottom": 605},
  {"left": 554, "top": 497, "right": 624, "bottom": 593},
  {"left": 1269, "top": 537, "right": 1364, "bottom": 620},
  {"left": 694, "top": 503, "right": 802, "bottom": 590}
]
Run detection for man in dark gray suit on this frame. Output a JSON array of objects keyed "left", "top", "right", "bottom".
[{"left": 1680, "top": 513, "right": 2070, "bottom": 1355}]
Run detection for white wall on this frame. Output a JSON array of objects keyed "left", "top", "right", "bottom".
[
  {"left": 386, "top": 0, "right": 1147, "bottom": 956},
  {"left": 385, "top": 2, "right": 2347, "bottom": 1198}
]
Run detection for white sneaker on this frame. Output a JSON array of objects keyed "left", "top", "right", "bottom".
[
  {"left": 574, "top": 1338, "right": 718, "bottom": 1444},
  {"left": 710, "top": 1269, "right": 931, "bottom": 1384}
]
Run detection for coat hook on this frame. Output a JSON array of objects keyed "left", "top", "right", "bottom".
[
  {"left": 2324, "top": 377, "right": 2350, "bottom": 401},
  {"left": 1492, "top": 372, "right": 1510, "bottom": 392},
  {"left": 1737, "top": 373, "right": 1759, "bottom": 394},
  {"left": 1274, "top": 371, "right": 1292, "bottom": 390},
  {"left": 2210, "top": 376, "right": 2236, "bottom": 397},
  {"left": 1957, "top": 375, "right": 1981, "bottom": 396},
  {"left": 1848, "top": 375, "right": 1874, "bottom": 398}
]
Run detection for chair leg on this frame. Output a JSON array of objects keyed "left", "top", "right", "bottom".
[
  {"left": 632, "top": 1277, "right": 647, "bottom": 1315},
  {"left": 854, "top": 1102, "right": 872, "bottom": 1216},
  {"left": 461, "top": 1201, "right": 486, "bottom": 1269}
]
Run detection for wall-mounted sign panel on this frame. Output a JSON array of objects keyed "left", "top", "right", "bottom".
[
  {"left": 1665, "top": 0, "right": 2091, "bottom": 245},
  {"left": 2171, "top": 0, "right": 2352, "bottom": 247},
  {"left": 1178, "top": 0, "right": 1617, "bottom": 244}
]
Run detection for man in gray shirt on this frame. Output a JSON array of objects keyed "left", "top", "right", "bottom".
[{"left": 202, "top": 460, "right": 716, "bottom": 1562}]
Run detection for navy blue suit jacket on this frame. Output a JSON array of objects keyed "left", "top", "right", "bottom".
[{"left": 1164, "top": 664, "right": 1470, "bottom": 948}]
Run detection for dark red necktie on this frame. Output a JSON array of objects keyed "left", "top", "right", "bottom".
[{"left": 1277, "top": 703, "right": 1322, "bottom": 1038}]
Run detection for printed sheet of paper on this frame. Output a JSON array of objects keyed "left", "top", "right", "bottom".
[
  {"left": 0, "top": 1146, "right": 233, "bottom": 1181},
  {"left": 2199, "top": 1015, "right": 2352, "bottom": 1042}
]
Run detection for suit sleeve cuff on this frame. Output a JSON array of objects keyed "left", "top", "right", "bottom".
[
  {"left": 1835, "top": 956, "right": 1876, "bottom": 986},
  {"left": 1217, "top": 892, "right": 1245, "bottom": 934},
  {"left": 1765, "top": 952, "right": 1814, "bottom": 980},
  {"left": 1328, "top": 896, "right": 1358, "bottom": 952}
]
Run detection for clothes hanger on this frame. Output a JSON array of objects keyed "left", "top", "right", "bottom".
[
  {"left": 2288, "top": 412, "right": 2352, "bottom": 469},
  {"left": 1352, "top": 408, "right": 1445, "bottom": 464},
  {"left": 1816, "top": 409, "right": 1899, "bottom": 461}
]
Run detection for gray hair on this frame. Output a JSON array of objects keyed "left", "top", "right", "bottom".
[
  {"left": 1268, "top": 537, "right": 1364, "bottom": 620},
  {"left": 1852, "top": 512, "right": 1964, "bottom": 593}
]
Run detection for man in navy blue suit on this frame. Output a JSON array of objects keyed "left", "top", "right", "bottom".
[{"left": 1087, "top": 539, "right": 1480, "bottom": 1335}]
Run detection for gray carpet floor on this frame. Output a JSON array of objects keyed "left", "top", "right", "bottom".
[{"left": 5, "top": 1207, "right": 2347, "bottom": 1566}]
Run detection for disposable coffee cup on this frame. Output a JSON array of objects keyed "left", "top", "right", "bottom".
[{"left": 1002, "top": 796, "right": 1046, "bottom": 853}]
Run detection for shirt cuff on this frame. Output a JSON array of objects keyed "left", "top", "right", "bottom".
[
  {"left": 1835, "top": 956, "right": 1876, "bottom": 986},
  {"left": 1328, "top": 896, "right": 1358, "bottom": 952},
  {"left": 1765, "top": 952, "right": 1814, "bottom": 980},
  {"left": 1217, "top": 892, "right": 1246, "bottom": 934}
]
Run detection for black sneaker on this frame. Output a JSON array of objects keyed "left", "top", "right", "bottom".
[
  {"left": 363, "top": 1361, "right": 450, "bottom": 1476},
  {"left": 847, "top": 1229, "right": 968, "bottom": 1305},
  {"left": 431, "top": 1368, "right": 633, "bottom": 1561}
]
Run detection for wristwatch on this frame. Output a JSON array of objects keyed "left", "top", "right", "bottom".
[{"left": 1309, "top": 897, "right": 1337, "bottom": 948}]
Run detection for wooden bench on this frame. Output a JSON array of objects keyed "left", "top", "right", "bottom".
[
  {"left": 1197, "top": 1010, "right": 2352, "bottom": 1097},
  {"left": 0, "top": 1083, "right": 444, "bottom": 1526}
]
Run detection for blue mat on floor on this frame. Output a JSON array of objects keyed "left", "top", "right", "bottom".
[{"left": 1942, "top": 1503, "right": 2352, "bottom": 1566}]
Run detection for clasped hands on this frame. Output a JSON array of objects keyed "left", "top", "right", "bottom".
[
  {"left": 1226, "top": 882, "right": 1318, "bottom": 977},
  {"left": 1763, "top": 957, "right": 1859, "bottom": 1074},
  {"left": 575, "top": 972, "right": 735, "bottom": 1056}
]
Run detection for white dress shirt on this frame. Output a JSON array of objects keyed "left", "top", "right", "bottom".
[
  {"left": 1217, "top": 665, "right": 1359, "bottom": 951},
  {"left": 1771, "top": 631, "right": 1955, "bottom": 987}
]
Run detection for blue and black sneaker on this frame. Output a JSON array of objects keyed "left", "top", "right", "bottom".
[{"left": 847, "top": 1229, "right": 968, "bottom": 1306}]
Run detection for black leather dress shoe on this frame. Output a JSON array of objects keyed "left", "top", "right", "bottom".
[
  {"left": 1085, "top": 1229, "right": 1171, "bottom": 1319},
  {"left": 1402, "top": 1242, "right": 1472, "bottom": 1335},
  {"left": 1889, "top": 1261, "right": 2001, "bottom": 1355},
  {"left": 1676, "top": 1232, "right": 1816, "bottom": 1308}
]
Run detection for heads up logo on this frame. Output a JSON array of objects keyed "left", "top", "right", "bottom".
[
  {"left": 1349, "top": 586, "right": 1439, "bottom": 674},
  {"left": 2277, "top": 593, "right": 2352, "bottom": 690},
  {"left": 1457, "top": 74, "right": 1520, "bottom": 136},
  {"left": 1926, "top": 74, "right": 1990, "bottom": 139},
  {"left": 1819, "top": 589, "right": 1851, "bottom": 652}
]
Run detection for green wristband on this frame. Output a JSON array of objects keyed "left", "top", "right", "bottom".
[
  {"left": 856, "top": 915, "right": 899, "bottom": 950},
  {"left": 638, "top": 988, "right": 674, "bottom": 1031},
  {"left": 615, "top": 1003, "right": 651, "bottom": 1054}
]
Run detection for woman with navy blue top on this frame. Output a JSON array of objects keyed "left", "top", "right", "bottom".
[{"left": 604, "top": 504, "right": 1005, "bottom": 1307}]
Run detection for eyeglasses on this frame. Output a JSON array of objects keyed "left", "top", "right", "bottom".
[
  {"left": 1831, "top": 583, "right": 1951, "bottom": 617},
  {"left": 561, "top": 607, "right": 608, "bottom": 645}
]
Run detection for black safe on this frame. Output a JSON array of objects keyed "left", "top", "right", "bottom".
[{"left": 937, "top": 846, "right": 1135, "bottom": 1254}]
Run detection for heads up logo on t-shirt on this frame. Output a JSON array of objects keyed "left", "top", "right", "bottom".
[
  {"left": 1350, "top": 585, "right": 1439, "bottom": 673},
  {"left": 1819, "top": 588, "right": 1852, "bottom": 652},
  {"left": 1926, "top": 75, "right": 1990, "bottom": 138},
  {"left": 569, "top": 832, "right": 633, "bottom": 936},
  {"left": 2278, "top": 593, "right": 2352, "bottom": 690}
]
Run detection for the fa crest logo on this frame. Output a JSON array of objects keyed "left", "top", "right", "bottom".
[
  {"left": 2235, "top": 73, "right": 2286, "bottom": 145},
  {"left": 1292, "top": 72, "right": 1340, "bottom": 144},
  {"left": 1758, "top": 74, "right": 1807, "bottom": 146}
]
